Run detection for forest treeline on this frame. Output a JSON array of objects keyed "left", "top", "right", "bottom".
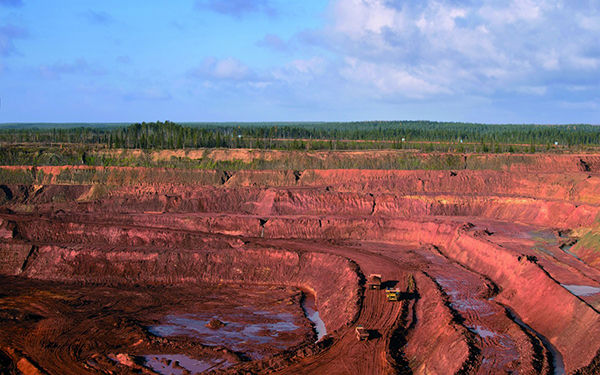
[{"left": 1, "top": 120, "right": 599, "bottom": 152}]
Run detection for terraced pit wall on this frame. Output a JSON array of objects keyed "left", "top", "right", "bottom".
[
  {"left": 2, "top": 160, "right": 600, "bottom": 373},
  {"left": 0, "top": 216, "right": 360, "bottom": 335}
]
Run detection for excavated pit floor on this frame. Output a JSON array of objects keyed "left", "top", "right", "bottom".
[{"left": 0, "top": 277, "right": 313, "bottom": 374}]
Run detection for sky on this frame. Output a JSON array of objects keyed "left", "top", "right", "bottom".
[{"left": 0, "top": 0, "right": 599, "bottom": 124}]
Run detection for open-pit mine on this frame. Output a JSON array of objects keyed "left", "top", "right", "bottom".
[{"left": 1, "top": 151, "right": 600, "bottom": 374}]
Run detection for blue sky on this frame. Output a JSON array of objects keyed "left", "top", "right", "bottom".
[{"left": 0, "top": 0, "right": 599, "bottom": 123}]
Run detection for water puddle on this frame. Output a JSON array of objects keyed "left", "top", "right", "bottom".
[
  {"left": 144, "top": 354, "right": 231, "bottom": 375},
  {"left": 529, "top": 229, "right": 557, "bottom": 242},
  {"left": 149, "top": 309, "right": 301, "bottom": 359},
  {"left": 301, "top": 292, "right": 327, "bottom": 341},
  {"left": 468, "top": 325, "right": 497, "bottom": 339},
  {"left": 561, "top": 284, "right": 600, "bottom": 296},
  {"left": 435, "top": 276, "right": 494, "bottom": 317}
]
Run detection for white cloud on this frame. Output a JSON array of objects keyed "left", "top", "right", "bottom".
[
  {"left": 320, "top": 0, "right": 600, "bottom": 100},
  {"left": 478, "top": 0, "right": 545, "bottom": 25},
  {"left": 213, "top": 58, "right": 249, "bottom": 80},
  {"left": 539, "top": 49, "right": 560, "bottom": 71},
  {"left": 181, "top": 0, "right": 600, "bottom": 118},
  {"left": 568, "top": 55, "right": 600, "bottom": 70},
  {"left": 289, "top": 57, "right": 324, "bottom": 75},
  {"left": 579, "top": 15, "right": 600, "bottom": 32},
  {"left": 333, "top": 0, "right": 398, "bottom": 37},
  {"left": 191, "top": 57, "right": 251, "bottom": 81},
  {"left": 262, "top": 57, "right": 326, "bottom": 86},
  {"left": 340, "top": 57, "right": 449, "bottom": 98}
]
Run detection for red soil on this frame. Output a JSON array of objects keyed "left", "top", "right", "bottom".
[{"left": 1, "top": 153, "right": 600, "bottom": 374}]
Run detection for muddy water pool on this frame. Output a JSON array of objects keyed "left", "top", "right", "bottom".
[{"left": 148, "top": 284, "right": 316, "bottom": 360}]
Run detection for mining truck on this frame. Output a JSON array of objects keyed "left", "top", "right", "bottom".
[
  {"left": 355, "top": 326, "right": 369, "bottom": 341},
  {"left": 367, "top": 274, "right": 382, "bottom": 290},
  {"left": 385, "top": 287, "right": 402, "bottom": 301}
]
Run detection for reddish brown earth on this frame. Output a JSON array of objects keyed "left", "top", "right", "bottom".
[{"left": 1, "top": 153, "right": 600, "bottom": 374}]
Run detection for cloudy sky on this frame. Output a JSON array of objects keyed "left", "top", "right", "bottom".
[{"left": 0, "top": 0, "right": 599, "bottom": 123}]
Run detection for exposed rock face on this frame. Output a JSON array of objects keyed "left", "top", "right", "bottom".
[{"left": 205, "top": 319, "right": 225, "bottom": 329}]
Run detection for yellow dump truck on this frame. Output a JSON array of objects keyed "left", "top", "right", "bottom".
[{"left": 385, "top": 287, "right": 402, "bottom": 301}]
